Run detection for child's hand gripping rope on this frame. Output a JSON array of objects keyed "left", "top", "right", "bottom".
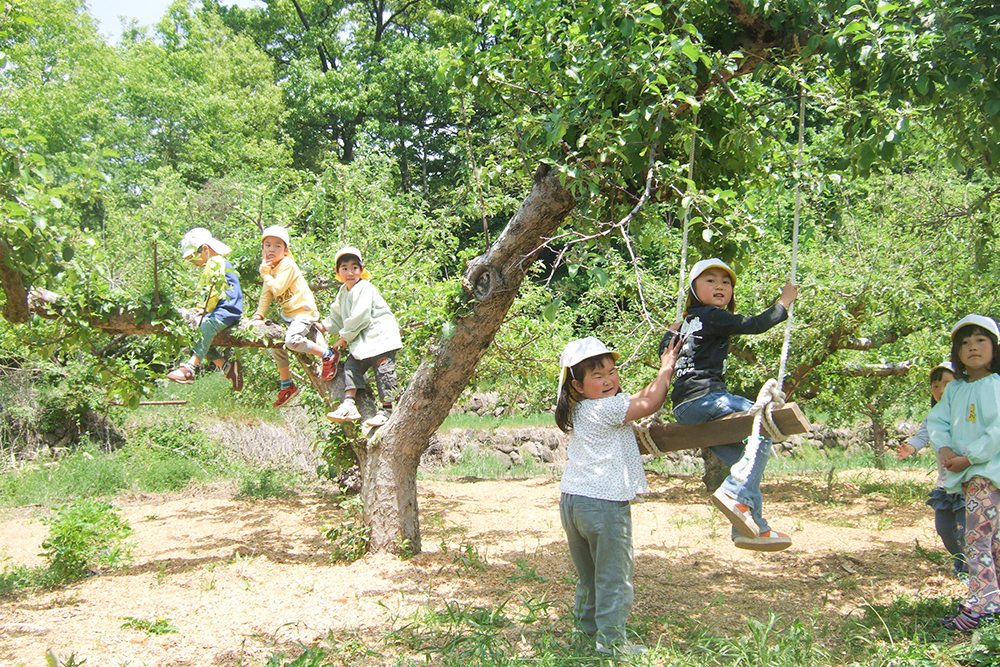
[{"left": 730, "top": 379, "right": 787, "bottom": 483}]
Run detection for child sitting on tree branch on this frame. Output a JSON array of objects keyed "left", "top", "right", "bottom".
[
  {"left": 251, "top": 225, "right": 338, "bottom": 407},
  {"left": 166, "top": 228, "right": 244, "bottom": 390},
  {"left": 321, "top": 246, "right": 402, "bottom": 428}
]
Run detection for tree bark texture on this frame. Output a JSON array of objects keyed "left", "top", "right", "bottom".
[
  {"left": 359, "top": 165, "right": 576, "bottom": 555},
  {"left": 0, "top": 239, "right": 29, "bottom": 324}
]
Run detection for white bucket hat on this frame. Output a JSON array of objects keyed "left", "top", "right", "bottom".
[
  {"left": 558, "top": 337, "right": 620, "bottom": 398},
  {"left": 180, "top": 228, "right": 231, "bottom": 258},
  {"left": 261, "top": 225, "right": 291, "bottom": 247},
  {"left": 334, "top": 246, "right": 372, "bottom": 281},
  {"left": 951, "top": 314, "right": 1000, "bottom": 341}
]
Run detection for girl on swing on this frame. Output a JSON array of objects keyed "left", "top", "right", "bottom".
[{"left": 659, "top": 258, "right": 798, "bottom": 551}]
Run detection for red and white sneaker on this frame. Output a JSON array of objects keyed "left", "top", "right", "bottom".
[
  {"left": 273, "top": 384, "right": 299, "bottom": 408},
  {"left": 320, "top": 349, "right": 340, "bottom": 381},
  {"left": 734, "top": 530, "right": 792, "bottom": 552},
  {"left": 711, "top": 488, "right": 759, "bottom": 539}
]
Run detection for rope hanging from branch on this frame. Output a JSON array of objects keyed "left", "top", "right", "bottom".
[
  {"left": 732, "top": 84, "right": 806, "bottom": 484},
  {"left": 675, "top": 114, "right": 698, "bottom": 322}
]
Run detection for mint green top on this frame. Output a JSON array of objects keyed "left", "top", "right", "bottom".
[
  {"left": 928, "top": 373, "right": 1000, "bottom": 493},
  {"left": 321, "top": 279, "right": 402, "bottom": 360}
]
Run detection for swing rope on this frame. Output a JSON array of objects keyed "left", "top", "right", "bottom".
[
  {"left": 634, "top": 117, "right": 700, "bottom": 454},
  {"left": 675, "top": 114, "right": 698, "bottom": 322},
  {"left": 730, "top": 85, "right": 805, "bottom": 483}
]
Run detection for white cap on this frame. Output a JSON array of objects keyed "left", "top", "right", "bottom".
[
  {"left": 952, "top": 314, "right": 1000, "bottom": 341},
  {"left": 931, "top": 361, "right": 954, "bottom": 374},
  {"left": 180, "top": 228, "right": 231, "bottom": 258},
  {"left": 688, "top": 258, "right": 737, "bottom": 291},
  {"left": 685, "top": 258, "right": 737, "bottom": 312},
  {"left": 558, "top": 337, "right": 620, "bottom": 398},
  {"left": 261, "top": 225, "right": 290, "bottom": 247},
  {"left": 334, "top": 246, "right": 372, "bottom": 281}
]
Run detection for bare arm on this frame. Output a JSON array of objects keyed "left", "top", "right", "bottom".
[{"left": 624, "top": 336, "right": 681, "bottom": 423}]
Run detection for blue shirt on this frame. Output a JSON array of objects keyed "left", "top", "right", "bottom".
[{"left": 927, "top": 373, "right": 1000, "bottom": 493}]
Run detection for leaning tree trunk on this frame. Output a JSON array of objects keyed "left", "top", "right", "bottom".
[{"left": 359, "top": 164, "right": 576, "bottom": 554}]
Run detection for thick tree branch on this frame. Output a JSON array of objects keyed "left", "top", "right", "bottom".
[
  {"left": 27, "top": 287, "right": 285, "bottom": 348},
  {"left": 842, "top": 361, "right": 914, "bottom": 377}
]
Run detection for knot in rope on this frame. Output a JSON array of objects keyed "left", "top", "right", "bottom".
[
  {"left": 633, "top": 415, "right": 661, "bottom": 456},
  {"left": 730, "top": 378, "right": 788, "bottom": 483}
]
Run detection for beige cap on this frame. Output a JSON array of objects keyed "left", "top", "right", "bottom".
[{"left": 261, "top": 225, "right": 290, "bottom": 247}]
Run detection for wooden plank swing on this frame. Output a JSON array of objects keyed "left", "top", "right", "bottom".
[{"left": 636, "top": 402, "right": 811, "bottom": 456}]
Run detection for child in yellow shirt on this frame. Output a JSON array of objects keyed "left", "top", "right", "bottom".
[{"left": 250, "top": 225, "right": 337, "bottom": 407}]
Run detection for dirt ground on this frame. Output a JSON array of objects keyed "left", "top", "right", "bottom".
[{"left": 0, "top": 468, "right": 966, "bottom": 666}]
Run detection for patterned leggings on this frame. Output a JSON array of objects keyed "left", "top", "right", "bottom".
[{"left": 963, "top": 476, "right": 1000, "bottom": 615}]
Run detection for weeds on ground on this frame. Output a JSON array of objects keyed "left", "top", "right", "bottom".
[
  {"left": 325, "top": 495, "right": 371, "bottom": 563},
  {"left": 263, "top": 633, "right": 379, "bottom": 666},
  {"left": 120, "top": 616, "right": 180, "bottom": 635},
  {"left": 452, "top": 542, "right": 487, "bottom": 573},
  {"left": 1, "top": 498, "right": 134, "bottom": 596},
  {"left": 506, "top": 558, "right": 547, "bottom": 583},
  {"left": 237, "top": 467, "right": 296, "bottom": 500},
  {"left": 45, "top": 649, "right": 87, "bottom": 667}
]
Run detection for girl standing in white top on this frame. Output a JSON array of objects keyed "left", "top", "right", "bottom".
[{"left": 554, "top": 336, "right": 679, "bottom": 656}]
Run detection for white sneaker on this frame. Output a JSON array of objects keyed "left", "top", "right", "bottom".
[
  {"left": 733, "top": 530, "right": 792, "bottom": 552},
  {"left": 596, "top": 640, "right": 648, "bottom": 656},
  {"left": 327, "top": 401, "right": 361, "bottom": 422},
  {"left": 364, "top": 409, "right": 390, "bottom": 428},
  {"left": 710, "top": 488, "right": 759, "bottom": 539}
]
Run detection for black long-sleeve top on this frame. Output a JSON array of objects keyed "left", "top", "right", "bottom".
[{"left": 661, "top": 303, "right": 788, "bottom": 408}]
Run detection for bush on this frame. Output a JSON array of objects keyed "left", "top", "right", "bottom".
[{"left": 41, "top": 498, "right": 134, "bottom": 584}]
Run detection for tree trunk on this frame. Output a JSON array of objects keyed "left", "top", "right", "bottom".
[
  {"left": 359, "top": 164, "right": 576, "bottom": 554},
  {"left": 871, "top": 413, "right": 887, "bottom": 471},
  {"left": 700, "top": 448, "right": 728, "bottom": 493},
  {"left": 0, "top": 239, "right": 29, "bottom": 324}
]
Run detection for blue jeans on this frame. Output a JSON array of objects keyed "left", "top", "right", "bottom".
[
  {"left": 674, "top": 392, "right": 772, "bottom": 538},
  {"left": 193, "top": 314, "right": 238, "bottom": 363},
  {"left": 560, "top": 493, "right": 634, "bottom": 646}
]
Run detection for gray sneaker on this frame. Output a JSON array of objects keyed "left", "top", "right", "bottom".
[{"left": 327, "top": 401, "right": 361, "bottom": 422}]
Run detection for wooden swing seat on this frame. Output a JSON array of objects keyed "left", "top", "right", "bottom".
[{"left": 637, "top": 403, "right": 811, "bottom": 456}]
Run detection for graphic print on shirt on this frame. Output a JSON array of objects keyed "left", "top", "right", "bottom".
[
  {"left": 674, "top": 317, "right": 704, "bottom": 380},
  {"left": 968, "top": 404, "right": 977, "bottom": 423}
]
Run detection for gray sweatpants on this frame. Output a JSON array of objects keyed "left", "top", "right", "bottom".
[{"left": 559, "top": 492, "right": 634, "bottom": 646}]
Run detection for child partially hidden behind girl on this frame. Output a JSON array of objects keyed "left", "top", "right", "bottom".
[
  {"left": 660, "top": 258, "right": 798, "bottom": 551},
  {"left": 929, "top": 315, "right": 1000, "bottom": 631},
  {"left": 166, "top": 228, "right": 244, "bottom": 390},
  {"left": 555, "top": 335, "right": 680, "bottom": 656}
]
